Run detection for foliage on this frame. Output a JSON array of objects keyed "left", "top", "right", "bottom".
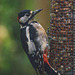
[{"left": 0, "top": 0, "right": 36, "bottom": 75}]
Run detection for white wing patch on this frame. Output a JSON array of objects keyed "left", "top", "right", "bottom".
[
  {"left": 26, "top": 26, "right": 36, "bottom": 54},
  {"left": 31, "top": 23, "right": 48, "bottom": 52}
]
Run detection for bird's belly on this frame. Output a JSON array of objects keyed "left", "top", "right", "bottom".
[{"left": 37, "top": 36, "right": 47, "bottom": 52}]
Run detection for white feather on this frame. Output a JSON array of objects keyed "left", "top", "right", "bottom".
[
  {"left": 26, "top": 26, "right": 36, "bottom": 54},
  {"left": 19, "top": 14, "right": 32, "bottom": 23}
]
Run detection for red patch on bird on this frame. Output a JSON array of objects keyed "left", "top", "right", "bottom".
[
  {"left": 43, "top": 54, "right": 48, "bottom": 63},
  {"left": 17, "top": 16, "right": 19, "bottom": 22},
  {"left": 43, "top": 54, "right": 51, "bottom": 68}
]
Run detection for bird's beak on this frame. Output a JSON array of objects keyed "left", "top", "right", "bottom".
[{"left": 32, "top": 9, "right": 43, "bottom": 17}]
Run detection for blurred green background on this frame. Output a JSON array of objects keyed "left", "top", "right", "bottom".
[{"left": 0, "top": 0, "right": 50, "bottom": 75}]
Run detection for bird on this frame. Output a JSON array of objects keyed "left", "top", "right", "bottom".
[{"left": 17, "top": 9, "right": 60, "bottom": 75}]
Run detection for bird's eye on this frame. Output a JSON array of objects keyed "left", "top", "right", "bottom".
[{"left": 26, "top": 13, "right": 30, "bottom": 16}]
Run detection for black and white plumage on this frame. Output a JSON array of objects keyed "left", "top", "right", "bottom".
[{"left": 18, "top": 9, "right": 60, "bottom": 75}]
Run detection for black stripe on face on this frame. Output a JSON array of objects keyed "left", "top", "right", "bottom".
[{"left": 18, "top": 10, "right": 31, "bottom": 19}]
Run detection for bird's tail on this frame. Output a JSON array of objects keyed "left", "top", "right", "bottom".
[
  {"left": 44, "top": 63, "right": 60, "bottom": 75},
  {"left": 43, "top": 54, "right": 60, "bottom": 75}
]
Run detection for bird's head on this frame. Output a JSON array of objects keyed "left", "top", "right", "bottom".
[{"left": 17, "top": 9, "right": 43, "bottom": 26}]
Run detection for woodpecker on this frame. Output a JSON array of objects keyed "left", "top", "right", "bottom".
[{"left": 17, "top": 9, "right": 60, "bottom": 75}]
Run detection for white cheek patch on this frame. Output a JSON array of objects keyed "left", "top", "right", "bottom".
[
  {"left": 19, "top": 15, "right": 32, "bottom": 23},
  {"left": 19, "top": 15, "right": 28, "bottom": 23}
]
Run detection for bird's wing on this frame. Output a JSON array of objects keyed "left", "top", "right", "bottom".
[
  {"left": 28, "top": 22, "right": 49, "bottom": 74},
  {"left": 30, "top": 22, "right": 48, "bottom": 52},
  {"left": 20, "top": 27, "right": 29, "bottom": 54},
  {"left": 26, "top": 23, "right": 47, "bottom": 73}
]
